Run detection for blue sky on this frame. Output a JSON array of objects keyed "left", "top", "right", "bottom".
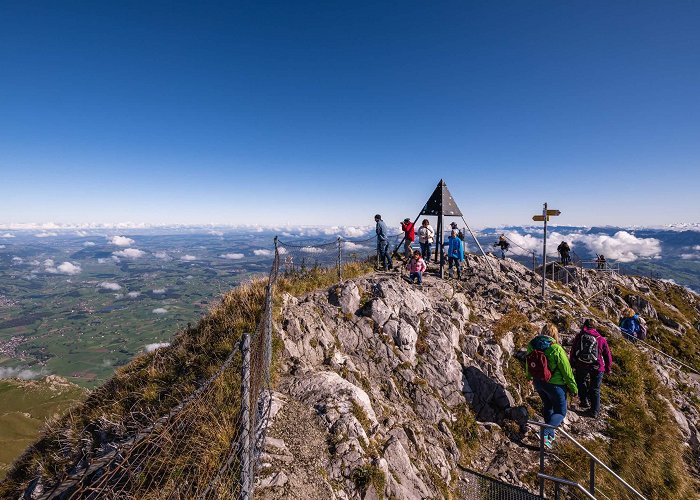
[{"left": 1, "top": 1, "right": 699, "bottom": 227}]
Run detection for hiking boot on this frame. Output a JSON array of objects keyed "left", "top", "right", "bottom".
[
  {"left": 591, "top": 410, "right": 600, "bottom": 419},
  {"left": 579, "top": 399, "right": 590, "bottom": 409},
  {"left": 544, "top": 435, "right": 554, "bottom": 449}
]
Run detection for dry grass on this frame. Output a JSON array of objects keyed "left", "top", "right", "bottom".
[{"left": 1, "top": 261, "right": 376, "bottom": 497}]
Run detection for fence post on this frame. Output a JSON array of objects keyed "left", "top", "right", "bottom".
[
  {"left": 532, "top": 252, "right": 536, "bottom": 273},
  {"left": 337, "top": 236, "right": 342, "bottom": 283},
  {"left": 539, "top": 427, "right": 546, "bottom": 498},
  {"left": 589, "top": 458, "right": 596, "bottom": 496},
  {"left": 239, "top": 333, "right": 251, "bottom": 500}
]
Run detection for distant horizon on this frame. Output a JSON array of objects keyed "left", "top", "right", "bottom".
[{"left": 1, "top": 220, "right": 699, "bottom": 232}]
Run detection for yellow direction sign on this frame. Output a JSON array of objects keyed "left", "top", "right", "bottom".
[
  {"left": 532, "top": 215, "right": 549, "bottom": 222},
  {"left": 546, "top": 209, "right": 561, "bottom": 216}
]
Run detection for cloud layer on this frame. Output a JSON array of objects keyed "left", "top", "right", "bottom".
[{"left": 503, "top": 230, "right": 661, "bottom": 263}]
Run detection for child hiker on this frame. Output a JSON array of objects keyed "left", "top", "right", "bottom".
[{"left": 406, "top": 250, "right": 427, "bottom": 285}]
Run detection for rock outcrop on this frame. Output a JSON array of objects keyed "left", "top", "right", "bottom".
[{"left": 258, "top": 255, "right": 700, "bottom": 498}]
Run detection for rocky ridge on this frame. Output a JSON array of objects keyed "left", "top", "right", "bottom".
[{"left": 258, "top": 255, "right": 700, "bottom": 499}]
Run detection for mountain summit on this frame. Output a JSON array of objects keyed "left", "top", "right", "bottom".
[{"left": 2, "top": 255, "right": 699, "bottom": 498}]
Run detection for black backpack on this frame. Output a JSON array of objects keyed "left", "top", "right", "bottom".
[{"left": 575, "top": 332, "right": 599, "bottom": 365}]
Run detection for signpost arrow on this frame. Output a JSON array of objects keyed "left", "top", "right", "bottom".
[
  {"left": 546, "top": 210, "right": 561, "bottom": 216},
  {"left": 532, "top": 215, "right": 549, "bottom": 222}
]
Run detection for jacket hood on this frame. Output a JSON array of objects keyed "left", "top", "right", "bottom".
[
  {"left": 581, "top": 326, "right": 601, "bottom": 337},
  {"left": 530, "top": 335, "right": 554, "bottom": 351}
]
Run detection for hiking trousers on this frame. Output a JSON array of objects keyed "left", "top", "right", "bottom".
[
  {"left": 575, "top": 369, "right": 604, "bottom": 414},
  {"left": 533, "top": 380, "right": 568, "bottom": 439},
  {"left": 377, "top": 242, "right": 392, "bottom": 270},
  {"left": 420, "top": 242, "right": 431, "bottom": 262}
]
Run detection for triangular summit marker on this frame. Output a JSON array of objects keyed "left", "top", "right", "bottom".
[{"left": 420, "top": 179, "right": 463, "bottom": 217}]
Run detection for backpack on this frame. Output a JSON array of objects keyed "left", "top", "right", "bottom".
[
  {"left": 638, "top": 321, "right": 648, "bottom": 340},
  {"left": 575, "top": 332, "right": 599, "bottom": 365},
  {"left": 527, "top": 349, "right": 552, "bottom": 382}
]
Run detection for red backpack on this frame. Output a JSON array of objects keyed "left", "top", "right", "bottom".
[{"left": 527, "top": 349, "right": 552, "bottom": 382}]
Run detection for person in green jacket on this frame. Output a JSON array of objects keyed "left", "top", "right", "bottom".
[{"left": 526, "top": 324, "right": 578, "bottom": 448}]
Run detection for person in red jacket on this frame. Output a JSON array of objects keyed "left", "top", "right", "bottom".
[
  {"left": 401, "top": 218, "right": 415, "bottom": 258},
  {"left": 569, "top": 319, "right": 613, "bottom": 418}
]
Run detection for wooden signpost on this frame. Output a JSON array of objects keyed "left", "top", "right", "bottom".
[{"left": 532, "top": 202, "right": 561, "bottom": 299}]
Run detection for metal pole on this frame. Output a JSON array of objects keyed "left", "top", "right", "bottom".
[
  {"left": 337, "top": 237, "right": 342, "bottom": 283},
  {"left": 542, "top": 202, "right": 548, "bottom": 300},
  {"left": 532, "top": 252, "right": 536, "bottom": 273},
  {"left": 438, "top": 214, "right": 444, "bottom": 278},
  {"left": 240, "top": 333, "right": 251, "bottom": 500},
  {"left": 589, "top": 457, "right": 595, "bottom": 496},
  {"left": 539, "top": 427, "right": 546, "bottom": 498},
  {"left": 554, "top": 483, "right": 560, "bottom": 500}
]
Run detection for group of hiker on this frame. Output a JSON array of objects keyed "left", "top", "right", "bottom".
[
  {"left": 526, "top": 308, "right": 646, "bottom": 448},
  {"left": 375, "top": 214, "right": 466, "bottom": 282}
]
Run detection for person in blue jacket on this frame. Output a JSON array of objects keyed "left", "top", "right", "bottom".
[
  {"left": 619, "top": 307, "right": 641, "bottom": 342},
  {"left": 374, "top": 214, "right": 393, "bottom": 271},
  {"left": 444, "top": 229, "right": 464, "bottom": 279}
]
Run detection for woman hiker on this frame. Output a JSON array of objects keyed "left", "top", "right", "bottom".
[
  {"left": 526, "top": 324, "right": 578, "bottom": 448},
  {"left": 570, "top": 319, "right": 613, "bottom": 419}
]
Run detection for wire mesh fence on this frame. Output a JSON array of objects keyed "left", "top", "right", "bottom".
[
  {"left": 36, "top": 249, "right": 280, "bottom": 499},
  {"left": 458, "top": 469, "right": 543, "bottom": 500}
]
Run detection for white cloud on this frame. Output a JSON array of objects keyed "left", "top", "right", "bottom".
[
  {"left": 152, "top": 308, "right": 168, "bottom": 314},
  {"left": 221, "top": 253, "right": 244, "bottom": 260},
  {"left": 0, "top": 367, "right": 44, "bottom": 380},
  {"left": 46, "top": 262, "right": 82, "bottom": 275},
  {"left": 113, "top": 248, "right": 146, "bottom": 259},
  {"left": 109, "top": 235, "right": 135, "bottom": 246},
  {"left": 127, "top": 291, "right": 141, "bottom": 298},
  {"left": 145, "top": 342, "right": 170, "bottom": 352},
  {"left": 75, "top": 230, "right": 89, "bottom": 237},
  {"left": 153, "top": 288, "right": 166, "bottom": 294},
  {"left": 342, "top": 226, "right": 371, "bottom": 238},
  {"left": 343, "top": 241, "right": 368, "bottom": 250},
  {"left": 99, "top": 281, "right": 122, "bottom": 291},
  {"left": 35, "top": 232, "right": 58, "bottom": 238},
  {"left": 0, "top": 245, "right": 4, "bottom": 249},
  {"left": 681, "top": 246, "right": 700, "bottom": 260},
  {"left": 253, "top": 248, "right": 287, "bottom": 256},
  {"left": 12, "top": 256, "right": 23, "bottom": 263},
  {"left": 181, "top": 254, "right": 197, "bottom": 261},
  {"left": 301, "top": 246, "right": 324, "bottom": 254},
  {"left": 208, "top": 230, "right": 224, "bottom": 236},
  {"left": 1, "top": 233, "right": 15, "bottom": 238},
  {"left": 83, "top": 241, "right": 96, "bottom": 247},
  {"left": 154, "top": 251, "right": 170, "bottom": 259}
]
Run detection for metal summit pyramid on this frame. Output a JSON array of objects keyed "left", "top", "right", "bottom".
[{"left": 420, "top": 179, "right": 463, "bottom": 217}]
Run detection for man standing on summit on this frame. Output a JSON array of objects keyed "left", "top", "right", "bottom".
[{"left": 375, "top": 214, "right": 393, "bottom": 271}]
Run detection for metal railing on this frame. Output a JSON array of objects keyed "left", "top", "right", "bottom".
[
  {"left": 578, "top": 260, "right": 621, "bottom": 275},
  {"left": 528, "top": 421, "right": 647, "bottom": 500}
]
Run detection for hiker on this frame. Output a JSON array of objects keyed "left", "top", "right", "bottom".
[
  {"left": 417, "top": 219, "right": 434, "bottom": 263},
  {"left": 444, "top": 229, "right": 464, "bottom": 279},
  {"left": 374, "top": 214, "right": 393, "bottom": 271},
  {"left": 526, "top": 324, "right": 578, "bottom": 448},
  {"left": 449, "top": 221, "right": 464, "bottom": 241},
  {"left": 557, "top": 241, "right": 571, "bottom": 265},
  {"left": 619, "top": 307, "right": 644, "bottom": 342},
  {"left": 405, "top": 250, "right": 427, "bottom": 285},
  {"left": 493, "top": 234, "right": 509, "bottom": 259},
  {"left": 596, "top": 254, "right": 606, "bottom": 270},
  {"left": 401, "top": 218, "right": 415, "bottom": 259},
  {"left": 570, "top": 319, "right": 613, "bottom": 418}
]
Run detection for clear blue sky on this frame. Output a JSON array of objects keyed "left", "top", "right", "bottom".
[{"left": 1, "top": 1, "right": 699, "bottom": 227}]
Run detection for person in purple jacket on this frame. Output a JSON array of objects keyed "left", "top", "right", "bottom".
[{"left": 569, "top": 319, "right": 613, "bottom": 418}]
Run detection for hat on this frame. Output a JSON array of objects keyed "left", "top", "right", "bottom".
[
  {"left": 450, "top": 222, "right": 458, "bottom": 228},
  {"left": 374, "top": 214, "right": 381, "bottom": 220},
  {"left": 403, "top": 218, "right": 411, "bottom": 223}
]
